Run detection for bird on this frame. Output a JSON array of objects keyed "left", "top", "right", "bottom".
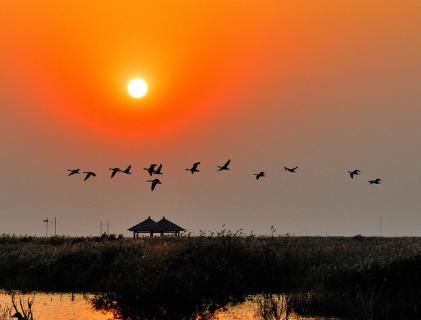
[
  {"left": 369, "top": 178, "right": 382, "bottom": 185},
  {"left": 83, "top": 171, "right": 96, "bottom": 181},
  {"left": 67, "top": 169, "right": 80, "bottom": 176},
  {"left": 154, "top": 164, "right": 163, "bottom": 175},
  {"left": 217, "top": 159, "right": 231, "bottom": 171},
  {"left": 254, "top": 171, "right": 265, "bottom": 180},
  {"left": 109, "top": 167, "right": 122, "bottom": 178},
  {"left": 284, "top": 166, "right": 298, "bottom": 173},
  {"left": 147, "top": 178, "right": 162, "bottom": 191},
  {"left": 122, "top": 165, "right": 132, "bottom": 175},
  {"left": 348, "top": 169, "right": 361, "bottom": 179},
  {"left": 144, "top": 164, "right": 157, "bottom": 176},
  {"left": 186, "top": 162, "right": 201, "bottom": 174}
]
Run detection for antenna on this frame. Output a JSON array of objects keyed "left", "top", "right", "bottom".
[
  {"left": 107, "top": 221, "right": 110, "bottom": 235},
  {"left": 43, "top": 217, "right": 49, "bottom": 237},
  {"left": 100, "top": 221, "right": 103, "bottom": 236},
  {"left": 54, "top": 216, "right": 57, "bottom": 236}
]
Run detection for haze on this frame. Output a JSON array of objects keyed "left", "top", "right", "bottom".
[{"left": 1, "top": 1, "right": 420, "bottom": 236}]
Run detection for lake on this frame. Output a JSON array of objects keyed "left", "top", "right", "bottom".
[{"left": 0, "top": 291, "right": 333, "bottom": 320}]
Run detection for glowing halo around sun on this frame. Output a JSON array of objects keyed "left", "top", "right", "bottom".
[{"left": 128, "top": 79, "right": 148, "bottom": 99}]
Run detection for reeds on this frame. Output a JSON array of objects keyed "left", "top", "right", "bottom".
[{"left": 1, "top": 234, "right": 421, "bottom": 319}]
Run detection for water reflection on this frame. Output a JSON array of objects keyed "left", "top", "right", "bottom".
[
  {"left": 92, "top": 293, "right": 323, "bottom": 320},
  {"left": 0, "top": 292, "right": 113, "bottom": 320},
  {"left": 0, "top": 292, "right": 324, "bottom": 320}
]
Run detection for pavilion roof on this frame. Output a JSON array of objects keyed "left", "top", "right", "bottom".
[
  {"left": 157, "top": 216, "right": 185, "bottom": 232},
  {"left": 128, "top": 216, "right": 161, "bottom": 232}
]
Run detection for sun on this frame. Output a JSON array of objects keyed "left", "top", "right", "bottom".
[{"left": 128, "top": 79, "right": 148, "bottom": 99}]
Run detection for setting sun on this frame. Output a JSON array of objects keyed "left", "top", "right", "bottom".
[{"left": 128, "top": 79, "right": 148, "bottom": 99}]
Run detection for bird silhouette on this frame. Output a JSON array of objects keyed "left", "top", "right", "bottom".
[
  {"left": 109, "top": 168, "right": 122, "bottom": 178},
  {"left": 154, "top": 164, "right": 163, "bottom": 175},
  {"left": 284, "top": 166, "right": 298, "bottom": 173},
  {"left": 254, "top": 171, "right": 266, "bottom": 180},
  {"left": 369, "top": 178, "right": 382, "bottom": 185},
  {"left": 67, "top": 169, "right": 80, "bottom": 176},
  {"left": 217, "top": 159, "right": 231, "bottom": 171},
  {"left": 186, "top": 162, "right": 201, "bottom": 174},
  {"left": 144, "top": 164, "right": 157, "bottom": 176},
  {"left": 122, "top": 165, "right": 132, "bottom": 174},
  {"left": 348, "top": 169, "right": 361, "bottom": 179},
  {"left": 147, "top": 178, "right": 162, "bottom": 191},
  {"left": 83, "top": 171, "right": 96, "bottom": 181}
]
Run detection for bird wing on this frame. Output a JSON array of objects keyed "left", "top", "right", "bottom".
[
  {"left": 111, "top": 170, "right": 117, "bottom": 178},
  {"left": 125, "top": 165, "right": 131, "bottom": 172},
  {"left": 224, "top": 159, "right": 231, "bottom": 167},
  {"left": 151, "top": 180, "right": 157, "bottom": 191}
]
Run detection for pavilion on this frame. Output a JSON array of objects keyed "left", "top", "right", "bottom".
[{"left": 128, "top": 216, "right": 185, "bottom": 238}]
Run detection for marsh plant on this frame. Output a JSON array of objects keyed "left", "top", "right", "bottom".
[
  {"left": 1, "top": 234, "right": 421, "bottom": 319},
  {"left": 0, "top": 305, "right": 11, "bottom": 320},
  {"left": 0, "top": 293, "right": 36, "bottom": 320},
  {"left": 256, "top": 294, "right": 291, "bottom": 320}
]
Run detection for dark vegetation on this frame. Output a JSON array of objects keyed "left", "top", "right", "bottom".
[{"left": 1, "top": 233, "right": 421, "bottom": 319}]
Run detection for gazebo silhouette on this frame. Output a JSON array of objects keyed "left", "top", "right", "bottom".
[{"left": 128, "top": 216, "right": 185, "bottom": 238}]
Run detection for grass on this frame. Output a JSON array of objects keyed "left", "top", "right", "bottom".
[{"left": 1, "top": 233, "right": 421, "bottom": 319}]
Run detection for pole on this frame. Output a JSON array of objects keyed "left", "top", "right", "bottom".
[
  {"left": 43, "top": 217, "right": 49, "bottom": 237},
  {"left": 380, "top": 217, "right": 383, "bottom": 237},
  {"left": 100, "top": 221, "right": 103, "bottom": 236},
  {"left": 107, "top": 221, "right": 110, "bottom": 235},
  {"left": 54, "top": 217, "right": 57, "bottom": 236}
]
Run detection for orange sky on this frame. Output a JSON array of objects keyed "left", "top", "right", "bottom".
[
  {"left": 1, "top": 1, "right": 421, "bottom": 236},
  {"left": 1, "top": 1, "right": 281, "bottom": 140},
  {"left": 2, "top": 0, "right": 418, "bottom": 141}
]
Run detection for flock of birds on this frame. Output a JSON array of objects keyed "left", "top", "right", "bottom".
[{"left": 67, "top": 160, "right": 382, "bottom": 191}]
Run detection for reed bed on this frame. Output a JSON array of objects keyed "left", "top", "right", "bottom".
[{"left": 1, "top": 233, "right": 421, "bottom": 319}]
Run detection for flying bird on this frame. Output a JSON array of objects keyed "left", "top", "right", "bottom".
[
  {"left": 122, "top": 165, "right": 132, "bottom": 175},
  {"left": 348, "top": 169, "right": 361, "bottom": 179},
  {"left": 284, "top": 166, "right": 298, "bottom": 173},
  {"left": 144, "top": 164, "right": 157, "bottom": 176},
  {"left": 254, "top": 171, "right": 266, "bottom": 180},
  {"left": 147, "top": 178, "right": 162, "bottom": 191},
  {"left": 67, "top": 169, "right": 80, "bottom": 176},
  {"left": 369, "top": 178, "right": 382, "bottom": 185},
  {"left": 154, "top": 164, "right": 163, "bottom": 175},
  {"left": 109, "top": 167, "right": 122, "bottom": 178},
  {"left": 186, "top": 162, "right": 201, "bottom": 174},
  {"left": 83, "top": 171, "right": 96, "bottom": 181},
  {"left": 217, "top": 159, "right": 231, "bottom": 171}
]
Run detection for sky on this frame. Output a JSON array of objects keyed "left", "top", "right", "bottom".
[{"left": 1, "top": 0, "right": 420, "bottom": 237}]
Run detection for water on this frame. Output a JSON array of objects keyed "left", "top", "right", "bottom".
[
  {"left": 0, "top": 291, "right": 330, "bottom": 320},
  {"left": 0, "top": 292, "right": 112, "bottom": 320}
]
